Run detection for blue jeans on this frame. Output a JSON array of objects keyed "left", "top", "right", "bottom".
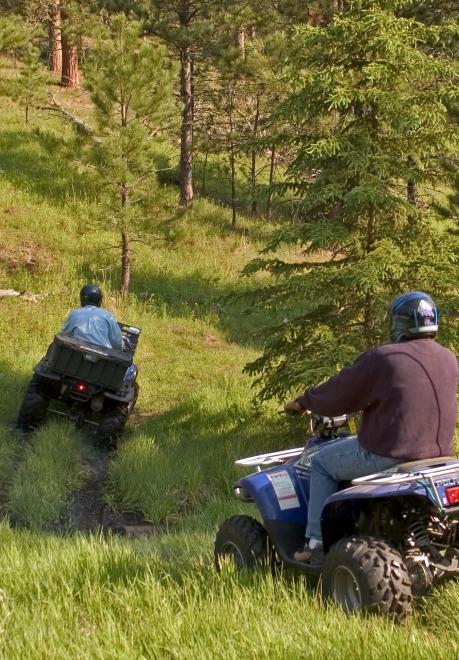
[{"left": 305, "top": 436, "right": 401, "bottom": 542}]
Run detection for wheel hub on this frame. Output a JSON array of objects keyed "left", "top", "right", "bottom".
[
  {"left": 220, "top": 541, "right": 246, "bottom": 568},
  {"left": 332, "top": 566, "right": 362, "bottom": 611}
]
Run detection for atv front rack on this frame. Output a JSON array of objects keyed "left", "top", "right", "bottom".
[
  {"left": 352, "top": 460, "right": 459, "bottom": 515},
  {"left": 235, "top": 447, "right": 304, "bottom": 471}
]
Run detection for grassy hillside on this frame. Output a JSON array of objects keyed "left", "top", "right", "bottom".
[{"left": 1, "top": 78, "right": 459, "bottom": 656}]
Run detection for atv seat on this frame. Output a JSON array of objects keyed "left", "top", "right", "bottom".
[
  {"left": 44, "top": 333, "right": 132, "bottom": 390},
  {"left": 396, "top": 456, "right": 459, "bottom": 473}
]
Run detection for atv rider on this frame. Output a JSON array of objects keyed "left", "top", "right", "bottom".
[
  {"left": 285, "top": 291, "right": 458, "bottom": 565},
  {"left": 61, "top": 284, "right": 123, "bottom": 351}
]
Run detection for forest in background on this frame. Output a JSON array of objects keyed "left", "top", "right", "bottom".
[{"left": 1, "top": 0, "right": 457, "bottom": 400}]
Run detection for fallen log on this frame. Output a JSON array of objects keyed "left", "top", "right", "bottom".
[
  {"left": 0, "top": 289, "right": 45, "bottom": 302},
  {"left": 40, "top": 95, "right": 101, "bottom": 144}
]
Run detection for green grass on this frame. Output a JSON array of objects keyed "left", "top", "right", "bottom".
[
  {"left": 0, "top": 522, "right": 458, "bottom": 658},
  {"left": 0, "top": 62, "right": 459, "bottom": 657}
]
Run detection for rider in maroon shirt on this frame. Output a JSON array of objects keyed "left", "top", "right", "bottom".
[{"left": 285, "top": 291, "right": 458, "bottom": 564}]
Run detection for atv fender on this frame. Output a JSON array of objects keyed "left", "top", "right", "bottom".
[
  {"left": 34, "top": 358, "right": 61, "bottom": 382},
  {"left": 104, "top": 386, "right": 136, "bottom": 403}
]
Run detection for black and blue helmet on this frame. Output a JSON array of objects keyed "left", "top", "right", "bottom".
[{"left": 389, "top": 291, "right": 439, "bottom": 342}]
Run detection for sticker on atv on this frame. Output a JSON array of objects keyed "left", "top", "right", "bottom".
[{"left": 268, "top": 470, "right": 300, "bottom": 510}]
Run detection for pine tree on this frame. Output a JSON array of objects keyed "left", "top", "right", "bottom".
[
  {"left": 244, "top": 0, "right": 459, "bottom": 401},
  {"left": 0, "top": 14, "right": 30, "bottom": 53},
  {"left": 74, "top": 14, "right": 176, "bottom": 295},
  {"left": 147, "top": 0, "right": 237, "bottom": 209},
  {"left": 14, "top": 46, "right": 48, "bottom": 123},
  {"left": 193, "top": 2, "right": 299, "bottom": 222}
]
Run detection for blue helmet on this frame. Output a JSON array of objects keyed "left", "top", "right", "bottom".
[{"left": 389, "top": 291, "right": 439, "bottom": 342}]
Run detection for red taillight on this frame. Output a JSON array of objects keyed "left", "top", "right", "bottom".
[
  {"left": 445, "top": 487, "right": 459, "bottom": 505},
  {"left": 75, "top": 383, "right": 88, "bottom": 393}
]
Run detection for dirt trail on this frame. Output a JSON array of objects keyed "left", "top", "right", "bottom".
[{"left": 65, "top": 449, "right": 163, "bottom": 538}]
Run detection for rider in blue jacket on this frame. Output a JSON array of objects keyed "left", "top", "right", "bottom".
[{"left": 61, "top": 284, "right": 123, "bottom": 350}]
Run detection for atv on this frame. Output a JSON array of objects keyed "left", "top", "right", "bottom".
[
  {"left": 17, "top": 322, "right": 141, "bottom": 446},
  {"left": 214, "top": 414, "right": 459, "bottom": 623}
]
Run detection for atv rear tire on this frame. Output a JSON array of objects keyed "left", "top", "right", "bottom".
[
  {"left": 96, "top": 406, "right": 128, "bottom": 448},
  {"left": 97, "top": 383, "right": 138, "bottom": 448},
  {"left": 214, "top": 515, "right": 271, "bottom": 571},
  {"left": 322, "top": 536, "right": 412, "bottom": 624},
  {"left": 16, "top": 376, "right": 50, "bottom": 430}
]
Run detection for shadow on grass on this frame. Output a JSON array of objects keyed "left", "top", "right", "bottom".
[
  {"left": 0, "top": 128, "right": 99, "bottom": 205},
  {"left": 127, "top": 270, "right": 273, "bottom": 348},
  {"left": 110, "top": 391, "right": 307, "bottom": 527},
  {"left": 0, "top": 358, "right": 32, "bottom": 427},
  {"left": 78, "top": 261, "right": 291, "bottom": 349},
  {"left": 159, "top": 156, "right": 291, "bottom": 227}
]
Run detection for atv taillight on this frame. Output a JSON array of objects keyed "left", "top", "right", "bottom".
[
  {"left": 445, "top": 487, "right": 459, "bottom": 505},
  {"left": 74, "top": 383, "right": 88, "bottom": 393}
]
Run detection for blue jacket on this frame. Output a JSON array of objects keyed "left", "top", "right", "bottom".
[{"left": 61, "top": 305, "right": 123, "bottom": 350}]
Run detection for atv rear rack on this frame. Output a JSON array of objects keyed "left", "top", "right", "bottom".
[{"left": 352, "top": 461, "right": 459, "bottom": 515}]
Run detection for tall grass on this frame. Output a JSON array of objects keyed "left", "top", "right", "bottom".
[
  {"left": 8, "top": 421, "right": 86, "bottom": 529},
  {"left": 0, "top": 522, "right": 457, "bottom": 658}
]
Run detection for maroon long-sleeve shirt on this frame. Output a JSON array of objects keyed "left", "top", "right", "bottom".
[{"left": 296, "top": 338, "right": 458, "bottom": 460}]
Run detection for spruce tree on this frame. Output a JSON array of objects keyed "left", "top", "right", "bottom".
[{"left": 244, "top": 0, "right": 459, "bottom": 401}]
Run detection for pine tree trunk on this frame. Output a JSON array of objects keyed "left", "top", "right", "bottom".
[
  {"left": 61, "top": 36, "right": 79, "bottom": 88},
  {"left": 49, "top": 0, "right": 62, "bottom": 74},
  {"left": 228, "top": 111, "right": 237, "bottom": 227},
  {"left": 230, "top": 143, "right": 237, "bottom": 227},
  {"left": 407, "top": 180, "right": 417, "bottom": 206},
  {"left": 250, "top": 96, "right": 260, "bottom": 216},
  {"left": 236, "top": 27, "right": 245, "bottom": 58},
  {"left": 121, "top": 185, "right": 130, "bottom": 297},
  {"left": 121, "top": 229, "right": 130, "bottom": 297},
  {"left": 266, "top": 144, "right": 276, "bottom": 219},
  {"left": 201, "top": 150, "right": 208, "bottom": 195},
  {"left": 179, "top": 45, "right": 193, "bottom": 208},
  {"left": 407, "top": 157, "right": 417, "bottom": 206},
  {"left": 324, "top": 0, "right": 344, "bottom": 22}
]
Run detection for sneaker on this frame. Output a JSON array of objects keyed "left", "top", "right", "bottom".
[{"left": 293, "top": 542, "right": 324, "bottom": 565}]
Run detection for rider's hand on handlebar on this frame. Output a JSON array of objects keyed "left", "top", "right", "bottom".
[{"left": 284, "top": 399, "right": 304, "bottom": 415}]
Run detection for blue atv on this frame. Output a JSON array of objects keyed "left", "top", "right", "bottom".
[{"left": 215, "top": 414, "right": 459, "bottom": 623}]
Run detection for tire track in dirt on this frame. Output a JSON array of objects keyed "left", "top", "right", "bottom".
[{"left": 65, "top": 448, "right": 164, "bottom": 538}]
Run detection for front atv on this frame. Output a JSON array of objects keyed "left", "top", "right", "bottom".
[
  {"left": 17, "top": 322, "right": 141, "bottom": 447},
  {"left": 215, "top": 415, "right": 459, "bottom": 622}
]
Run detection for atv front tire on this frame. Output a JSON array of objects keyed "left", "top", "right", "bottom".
[
  {"left": 214, "top": 515, "right": 271, "bottom": 571},
  {"left": 16, "top": 376, "right": 50, "bottom": 430},
  {"left": 322, "top": 536, "right": 412, "bottom": 623}
]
